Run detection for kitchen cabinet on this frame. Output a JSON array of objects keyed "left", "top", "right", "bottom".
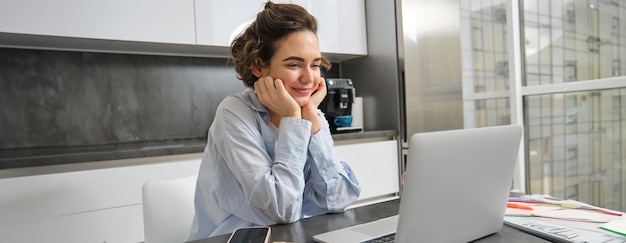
[
  {"left": 195, "top": 0, "right": 290, "bottom": 47},
  {"left": 0, "top": 155, "right": 202, "bottom": 243},
  {"left": 0, "top": 0, "right": 366, "bottom": 59},
  {"left": 292, "top": 0, "right": 368, "bottom": 56},
  {"left": 0, "top": 0, "right": 196, "bottom": 45},
  {"left": 2, "top": 204, "right": 144, "bottom": 243},
  {"left": 335, "top": 139, "right": 400, "bottom": 206},
  {"left": 195, "top": 0, "right": 368, "bottom": 59}
]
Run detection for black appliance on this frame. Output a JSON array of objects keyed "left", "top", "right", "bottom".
[{"left": 320, "top": 78, "right": 360, "bottom": 133}]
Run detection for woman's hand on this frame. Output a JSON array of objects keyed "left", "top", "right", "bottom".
[
  {"left": 254, "top": 76, "right": 301, "bottom": 127},
  {"left": 307, "top": 78, "right": 327, "bottom": 110},
  {"left": 301, "top": 78, "right": 327, "bottom": 134}
]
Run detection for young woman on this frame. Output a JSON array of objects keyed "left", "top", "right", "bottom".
[{"left": 186, "top": 1, "right": 361, "bottom": 240}]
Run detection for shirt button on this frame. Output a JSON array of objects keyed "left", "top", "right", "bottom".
[
  {"left": 267, "top": 137, "right": 274, "bottom": 143},
  {"left": 320, "top": 170, "right": 326, "bottom": 176},
  {"left": 327, "top": 195, "right": 334, "bottom": 201}
]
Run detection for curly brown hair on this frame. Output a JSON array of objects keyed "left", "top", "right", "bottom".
[{"left": 229, "top": 1, "right": 332, "bottom": 88}]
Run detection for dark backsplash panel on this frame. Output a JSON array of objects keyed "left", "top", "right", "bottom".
[
  {"left": 0, "top": 48, "right": 245, "bottom": 168},
  {"left": 0, "top": 48, "right": 342, "bottom": 169}
]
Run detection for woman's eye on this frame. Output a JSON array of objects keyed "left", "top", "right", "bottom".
[{"left": 287, "top": 63, "right": 300, "bottom": 68}]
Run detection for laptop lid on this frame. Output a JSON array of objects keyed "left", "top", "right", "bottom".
[
  {"left": 313, "top": 125, "right": 523, "bottom": 243},
  {"left": 395, "top": 125, "right": 523, "bottom": 242}
]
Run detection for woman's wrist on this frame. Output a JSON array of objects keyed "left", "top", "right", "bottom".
[{"left": 301, "top": 106, "right": 321, "bottom": 134}]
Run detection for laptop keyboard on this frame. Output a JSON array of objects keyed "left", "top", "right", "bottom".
[{"left": 361, "top": 232, "right": 396, "bottom": 243}]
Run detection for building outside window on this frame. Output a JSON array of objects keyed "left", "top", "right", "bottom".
[{"left": 460, "top": 0, "right": 626, "bottom": 211}]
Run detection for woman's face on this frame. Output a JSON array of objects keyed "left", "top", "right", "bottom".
[{"left": 260, "top": 30, "right": 324, "bottom": 107}]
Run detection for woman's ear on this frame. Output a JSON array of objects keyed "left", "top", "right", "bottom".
[
  {"left": 252, "top": 67, "right": 263, "bottom": 78},
  {"left": 252, "top": 58, "right": 266, "bottom": 78}
]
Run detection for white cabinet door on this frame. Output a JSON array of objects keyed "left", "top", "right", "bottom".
[
  {"left": 0, "top": 156, "right": 201, "bottom": 243},
  {"left": 334, "top": 140, "right": 399, "bottom": 205},
  {"left": 0, "top": 0, "right": 196, "bottom": 45},
  {"left": 195, "top": 0, "right": 367, "bottom": 56},
  {"left": 195, "top": 0, "right": 289, "bottom": 47},
  {"left": 292, "top": 0, "right": 368, "bottom": 56},
  {"left": 1, "top": 205, "right": 144, "bottom": 243}
]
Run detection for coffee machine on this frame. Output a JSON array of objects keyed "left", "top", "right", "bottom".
[{"left": 320, "top": 78, "right": 362, "bottom": 133}]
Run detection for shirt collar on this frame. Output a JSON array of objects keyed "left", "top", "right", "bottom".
[{"left": 242, "top": 88, "right": 268, "bottom": 114}]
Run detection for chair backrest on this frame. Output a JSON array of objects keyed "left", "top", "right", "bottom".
[{"left": 142, "top": 174, "right": 198, "bottom": 243}]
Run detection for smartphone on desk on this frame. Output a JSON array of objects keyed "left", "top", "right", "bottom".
[{"left": 227, "top": 226, "right": 271, "bottom": 243}]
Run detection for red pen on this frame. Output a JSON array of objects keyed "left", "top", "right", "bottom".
[{"left": 507, "top": 202, "right": 533, "bottom": 210}]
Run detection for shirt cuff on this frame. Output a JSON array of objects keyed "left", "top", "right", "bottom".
[{"left": 274, "top": 117, "right": 312, "bottom": 169}]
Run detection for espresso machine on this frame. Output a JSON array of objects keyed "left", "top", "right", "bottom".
[{"left": 320, "top": 78, "right": 362, "bottom": 133}]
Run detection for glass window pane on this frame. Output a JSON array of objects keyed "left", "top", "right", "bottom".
[
  {"left": 459, "top": 0, "right": 509, "bottom": 93},
  {"left": 473, "top": 98, "right": 511, "bottom": 127},
  {"left": 525, "top": 88, "right": 626, "bottom": 211},
  {"left": 523, "top": 0, "right": 626, "bottom": 85}
]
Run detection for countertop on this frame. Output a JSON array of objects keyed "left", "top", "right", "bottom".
[{"left": 0, "top": 130, "right": 396, "bottom": 176}]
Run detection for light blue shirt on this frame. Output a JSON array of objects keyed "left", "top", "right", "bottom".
[{"left": 186, "top": 88, "right": 361, "bottom": 241}]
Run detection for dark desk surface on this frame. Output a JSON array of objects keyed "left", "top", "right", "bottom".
[{"left": 188, "top": 199, "right": 552, "bottom": 243}]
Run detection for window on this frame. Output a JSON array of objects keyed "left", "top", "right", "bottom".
[{"left": 461, "top": 0, "right": 626, "bottom": 211}]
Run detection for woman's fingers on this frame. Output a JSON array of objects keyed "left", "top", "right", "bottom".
[
  {"left": 310, "top": 78, "right": 327, "bottom": 106},
  {"left": 254, "top": 77, "right": 300, "bottom": 119}
]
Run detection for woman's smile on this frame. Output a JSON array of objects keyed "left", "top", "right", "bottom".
[{"left": 291, "top": 87, "right": 312, "bottom": 95}]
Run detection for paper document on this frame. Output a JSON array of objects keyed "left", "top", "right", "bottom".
[
  {"left": 532, "top": 208, "right": 618, "bottom": 223},
  {"left": 506, "top": 205, "right": 619, "bottom": 223},
  {"left": 506, "top": 201, "right": 622, "bottom": 222},
  {"left": 601, "top": 220, "right": 626, "bottom": 237},
  {"left": 518, "top": 194, "right": 623, "bottom": 216},
  {"left": 504, "top": 216, "right": 626, "bottom": 243}
]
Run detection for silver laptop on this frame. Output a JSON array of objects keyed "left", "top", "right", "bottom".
[{"left": 314, "top": 125, "right": 523, "bottom": 243}]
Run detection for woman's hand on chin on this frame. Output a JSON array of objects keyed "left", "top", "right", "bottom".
[
  {"left": 301, "top": 78, "right": 326, "bottom": 134},
  {"left": 254, "top": 76, "right": 301, "bottom": 126}
]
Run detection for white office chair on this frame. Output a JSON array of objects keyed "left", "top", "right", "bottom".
[{"left": 142, "top": 174, "right": 198, "bottom": 243}]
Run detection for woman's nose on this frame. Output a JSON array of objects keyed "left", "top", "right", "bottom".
[{"left": 301, "top": 67, "right": 315, "bottom": 83}]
